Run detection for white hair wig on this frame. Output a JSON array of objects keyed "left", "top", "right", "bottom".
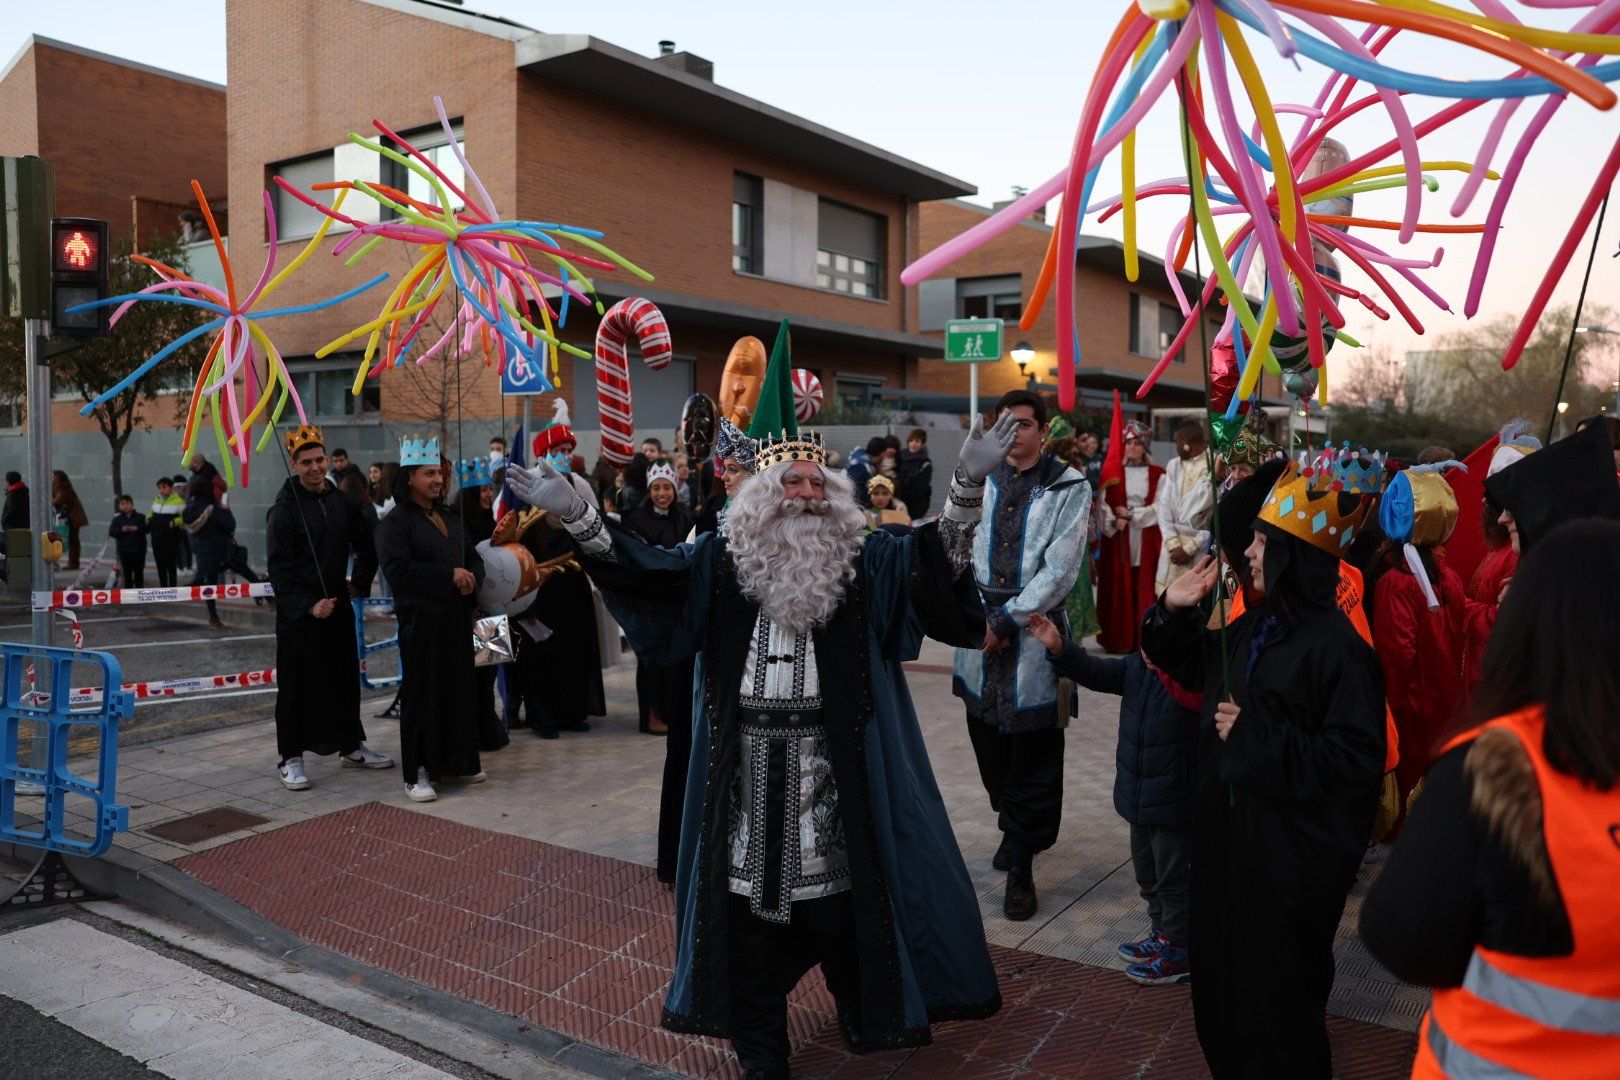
[{"left": 721, "top": 461, "right": 867, "bottom": 633}]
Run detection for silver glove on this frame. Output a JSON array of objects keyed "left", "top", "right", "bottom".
[
  {"left": 506, "top": 460, "right": 586, "bottom": 521},
  {"left": 956, "top": 411, "right": 1019, "bottom": 485}
]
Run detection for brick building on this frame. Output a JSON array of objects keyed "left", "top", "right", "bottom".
[
  {"left": 219, "top": 0, "right": 973, "bottom": 463},
  {"left": 911, "top": 197, "right": 1286, "bottom": 429}
]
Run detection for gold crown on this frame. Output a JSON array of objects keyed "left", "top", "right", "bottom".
[
  {"left": 867, "top": 473, "right": 895, "bottom": 494},
  {"left": 755, "top": 430, "right": 826, "bottom": 471},
  {"left": 284, "top": 423, "right": 325, "bottom": 458},
  {"left": 1256, "top": 461, "right": 1372, "bottom": 556}
]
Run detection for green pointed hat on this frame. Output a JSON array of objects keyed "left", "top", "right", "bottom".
[{"left": 745, "top": 319, "right": 797, "bottom": 439}]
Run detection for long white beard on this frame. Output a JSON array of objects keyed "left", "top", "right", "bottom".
[{"left": 723, "top": 465, "right": 867, "bottom": 634}]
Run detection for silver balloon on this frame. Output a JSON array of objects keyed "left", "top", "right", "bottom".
[{"left": 1282, "top": 366, "right": 1320, "bottom": 400}]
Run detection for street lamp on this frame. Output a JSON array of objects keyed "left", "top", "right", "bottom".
[{"left": 1011, "top": 341, "right": 1036, "bottom": 386}]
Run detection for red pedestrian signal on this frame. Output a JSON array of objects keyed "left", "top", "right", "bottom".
[{"left": 49, "top": 217, "right": 109, "bottom": 338}]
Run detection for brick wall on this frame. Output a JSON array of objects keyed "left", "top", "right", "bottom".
[{"left": 0, "top": 46, "right": 40, "bottom": 158}]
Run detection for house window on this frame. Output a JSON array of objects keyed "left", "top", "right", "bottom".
[
  {"left": 816, "top": 199, "right": 884, "bottom": 299},
  {"left": 286, "top": 357, "right": 380, "bottom": 419},
  {"left": 270, "top": 152, "right": 336, "bottom": 240},
  {"left": 383, "top": 122, "right": 466, "bottom": 216},
  {"left": 0, "top": 399, "right": 21, "bottom": 429},
  {"left": 956, "top": 274, "right": 1022, "bottom": 322},
  {"left": 1128, "top": 294, "right": 1186, "bottom": 364},
  {"left": 834, "top": 372, "right": 884, "bottom": 407},
  {"left": 733, "top": 172, "right": 762, "bottom": 274}
]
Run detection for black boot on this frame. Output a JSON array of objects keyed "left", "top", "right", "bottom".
[
  {"left": 992, "top": 835, "right": 1018, "bottom": 872},
  {"left": 1004, "top": 859, "right": 1038, "bottom": 921}
]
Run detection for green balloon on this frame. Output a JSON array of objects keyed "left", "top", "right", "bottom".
[{"left": 1210, "top": 413, "right": 1245, "bottom": 452}]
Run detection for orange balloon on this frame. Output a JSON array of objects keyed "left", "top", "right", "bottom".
[{"left": 719, "top": 336, "right": 767, "bottom": 428}]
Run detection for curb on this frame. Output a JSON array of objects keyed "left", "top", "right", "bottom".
[{"left": 2, "top": 839, "right": 677, "bottom": 1080}]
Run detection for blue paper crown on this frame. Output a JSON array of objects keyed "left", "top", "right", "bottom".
[
  {"left": 399, "top": 434, "right": 440, "bottom": 468},
  {"left": 454, "top": 457, "right": 493, "bottom": 490},
  {"left": 1325, "top": 443, "right": 1385, "bottom": 495}
]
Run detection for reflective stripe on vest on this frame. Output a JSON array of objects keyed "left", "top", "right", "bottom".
[
  {"left": 1463, "top": 952, "right": 1620, "bottom": 1036},
  {"left": 1425, "top": 1017, "right": 1535, "bottom": 1079}
]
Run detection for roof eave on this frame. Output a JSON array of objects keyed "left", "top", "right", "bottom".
[{"left": 515, "top": 34, "right": 975, "bottom": 202}]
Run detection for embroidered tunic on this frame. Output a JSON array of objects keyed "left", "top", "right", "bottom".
[{"left": 726, "top": 614, "right": 849, "bottom": 922}]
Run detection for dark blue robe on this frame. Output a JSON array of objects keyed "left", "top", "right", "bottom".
[{"left": 581, "top": 520, "right": 1001, "bottom": 1049}]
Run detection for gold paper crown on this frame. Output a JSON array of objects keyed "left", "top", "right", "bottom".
[
  {"left": 867, "top": 473, "right": 895, "bottom": 494},
  {"left": 1256, "top": 461, "right": 1372, "bottom": 556},
  {"left": 755, "top": 430, "right": 826, "bottom": 471},
  {"left": 284, "top": 423, "right": 325, "bottom": 458}
]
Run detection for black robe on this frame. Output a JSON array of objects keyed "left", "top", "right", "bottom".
[
  {"left": 266, "top": 477, "right": 377, "bottom": 762},
  {"left": 375, "top": 500, "right": 483, "bottom": 783},
  {"left": 1142, "top": 598, "right": 1386, "bottom": 1079},
  {"left": 456, "top": 497, "right": 507, "bottom": 752},
  {"left": 511, "top": 517, "right": 605, "bottom": 731},
  {"left": 620, "top": 502, "right": 697, "bottom": 881}
]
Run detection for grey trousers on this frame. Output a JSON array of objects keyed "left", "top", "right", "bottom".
[{"left": 1129, "top": 821, "right": 1191, "bottom": 946}]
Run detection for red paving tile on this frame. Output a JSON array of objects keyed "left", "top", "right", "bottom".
[{"left": 176, "top": 802, "right": 1416, "bottom": 1078}]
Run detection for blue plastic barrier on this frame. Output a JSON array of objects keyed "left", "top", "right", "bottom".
[
  {"left": 0, "top": 643, "right": 132, "bottom": 858},
  {"left": 353, "top": 598, "right": 401, "bottom": 690}
]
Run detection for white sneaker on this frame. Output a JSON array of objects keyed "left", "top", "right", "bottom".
[
  {"left": 279, "top": 758, "right": 312, "bottom": 791},
  {"left": 14, "top": 780, "right": 45, "bottom": 797},
  {"left": 441, "top": 771, "right": 487, "bottom": 785},
  {"left": 340, "top": 744, "right": 394, "bottom": 769},
  {"left": 406, "top": 768, "right": 437, "bottom": 803}
]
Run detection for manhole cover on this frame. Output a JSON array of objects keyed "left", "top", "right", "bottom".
[{"left": 146, "top": 807, "right": 269, "bottom": 845}]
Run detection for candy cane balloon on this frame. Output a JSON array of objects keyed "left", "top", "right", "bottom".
[
  {"left": 595, "top": 297, "right": 672, "bottom": 466},
  {"left": 791, "top": 368, "right": 824, "bottom": 423}
]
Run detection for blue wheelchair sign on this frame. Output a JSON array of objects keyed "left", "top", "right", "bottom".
[{"left": 501, "top": 352, "right": 550, "bottom": 396}]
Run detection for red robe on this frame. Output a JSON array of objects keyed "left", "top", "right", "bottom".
[
  {"left": 1462, "top": 544, "right": 1517, "bottom": 693},
  {"left": 1374, "top": 556, "right": 1466, "bottom": 817},
  {"left": 1096, "top": 464, "right": 1163, "bottom": 653}
]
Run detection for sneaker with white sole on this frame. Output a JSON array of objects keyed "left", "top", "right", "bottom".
[
  {"left": 14, "top": 780, "right": 46, "bottom": 797},
  {"left": 279, "top": 757, "right": 312, "bottom": 791},
  {"left": 441, "top": 771, "right": 486, "bottom": 785},
  {"left": 340, "top": 744, "right": 394, "bottom": 769},
  {"left": 406, "top": 768, "right": 437, "bottom": 803}
]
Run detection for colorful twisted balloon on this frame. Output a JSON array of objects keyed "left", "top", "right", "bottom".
[
  {"left": 273, "top": 96, "right": 654, "bottom": 398},
  {"left": 902, "top": 0, "right": 1620, "bottom": 412},
  {"left": 66, "top": 180, "right": 388, "bottom": 487}
]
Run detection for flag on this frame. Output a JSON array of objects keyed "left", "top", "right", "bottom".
[
  {"left": 1098, "top": 390, "right": 1125, "bottom": 492},
  {"left": 745, "top": 319, "right": 797, "bottom": 439},
  {"left": 1440, "top": 432, "right": 1501, "bottom": 585},
  {"left": 493, "top": 422, "right": 524, "bottom": 521}
]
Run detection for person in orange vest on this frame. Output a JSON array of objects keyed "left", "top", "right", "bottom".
[
  {"left": 1360, "top": 519, "right": 1620, "bottom": 1079},
  {"left": 1145, "top": 460, "right": 1387, "bottom": 1078}
]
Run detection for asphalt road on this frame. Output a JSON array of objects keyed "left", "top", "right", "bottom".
[
  {"left": 0, "top": 602, "right": 400, "bottom": 747},
  {"left": 0, "top": 991, "right": 162, "bottom": 1079}
]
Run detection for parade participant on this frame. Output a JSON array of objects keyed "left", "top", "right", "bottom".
[
  {"left": 1362, "top": 520, "right": 1620, "bottom": 1079},
  {"left": 1144, "top": 462, "right": 1387, "bottom": 1079},
  {"left": 148, "top": 476, "right": 185, "bottom": 588},
  {"left": 863, "top": 474, "right": 910, "bottom": 530},
  {"left": 1462, "top": 423, "right": 1539, "bottom": 691},
  {"left": 267, "top": 425, "right": 390, "bottom": 790},
  {"left": 620, "top": 459, "right": 697, "bottom": 880},
  {"left": 1373, "top": 465, "right": 1467, "bottom": 827},
  {"left": 897, "top": 427, "right": 933, "bottom": 519},
  {"left": 1097, "top": 421, "right": 1163, "bottom": 652},
  {"left": 1486, "top": 422, "right": 1620, "bottom": 555},
  {"left": 1218, "top": 409, "right": 1282, "bottom": 492},
  {"left": 375, "top": 436, "right": 483, "bottom": 802},
  {"left": 509, "top": 445, "right": 603, "bottom": 740},
  {"left": 507, "top": 416, "right": 1013, "bottom": 1076},
  {"left": 453, "top": 461, "right": 507, "bottom": 753},
  {"left": 690, "top": 419, "right": 756, "bottom": 538},
  {"left": 1027, "top": 609, "right": 1199, "bottom": 986},
  {"left": 952, "top": 389, "right": 1090, "bottom": 921},
  {"left": 108, "top": 495, "right": 148, "bottom": 588},
  {"left": 180, "top": 478, "right": 235, "bottom": 629},
  {"left": 1153, "top": 422, "right": 1214, "bottom": 595}
]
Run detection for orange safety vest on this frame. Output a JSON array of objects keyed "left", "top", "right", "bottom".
[
  {"left": 1412, "top": 706, "right": 1620, "bottom": 1078},
  {"left": 1226, "top": 562, "right": 1399, "bottom": 772}
]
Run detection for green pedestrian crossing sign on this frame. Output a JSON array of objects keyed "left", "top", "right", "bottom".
[{"left": 944, "top": 318, "right": 1003, "bottom": 362}]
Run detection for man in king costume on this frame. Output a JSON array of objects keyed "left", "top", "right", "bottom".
[{"left": 508, "top": 416, "right": 1013, "bottom": 1078}]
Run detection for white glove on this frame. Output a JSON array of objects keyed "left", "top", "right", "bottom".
[
  {"left": 957, "top": 411, "right": 1020, "bottom": 485},
  {"left": 507, "top": 459, "right": 586, "bottom": 521}
]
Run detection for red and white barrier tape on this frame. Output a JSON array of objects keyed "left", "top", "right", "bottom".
[
  {"left": 68, "top": 667, "right": 277, "bottom": 703},
  {"left": 33, "top": 582, "right": 275, "bottom": 611}
]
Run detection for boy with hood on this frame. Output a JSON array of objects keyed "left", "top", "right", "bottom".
[{"left": 266, "top": 425, "right": 390, "bottom": 790}]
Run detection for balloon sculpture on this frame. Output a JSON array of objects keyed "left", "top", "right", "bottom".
[
  {"left": 903, "top": 0, "right": 1620, "bottom": 416},
  {"left": 66, "top": 181, "right": 387, "bottom": 486},
  {"left": 594, "top": 297, "right": 674, "bottom": 466},
  {"left": 791, "top": 368, "right": 824, "bottom": 423},
  {"left": 718, "top": 336, "right": 768, "bottom": 427}
]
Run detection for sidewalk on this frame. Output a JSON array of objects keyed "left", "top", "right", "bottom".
[{"left": 93, "top": 639, "right": 1420, "bottom": 1078}]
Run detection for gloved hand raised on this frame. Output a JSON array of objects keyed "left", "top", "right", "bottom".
[
  {"left": 506, "top": 458, "right": 586, "bottom": 521},
  {"left": 956, "top": 410, "right": 1020, "bottom": 485}
]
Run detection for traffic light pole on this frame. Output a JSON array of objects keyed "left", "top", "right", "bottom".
[{"left": 26, "top": 316, "right": 52, "bottom": 650}]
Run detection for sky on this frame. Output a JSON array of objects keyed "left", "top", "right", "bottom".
[{"left": 6, "top": 0, "right": 1620, "bottom": 390}]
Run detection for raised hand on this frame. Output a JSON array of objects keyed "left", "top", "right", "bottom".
[
  {"left": 507, "top": 459, "right": 586, "bottom": 521},
  {"left": 1026, "top": 611, "right": 1064, "bottom": 656},
  {"left": 957, "top": 410, "right": 1020, "bottom": 484},
  {"left": 1163, "top": 555, "right": 1219, "bottom": 613}
]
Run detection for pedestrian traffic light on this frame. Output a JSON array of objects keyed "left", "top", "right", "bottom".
[{"left": 49, "top": 217, "right": 110, "bottom": 338}]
